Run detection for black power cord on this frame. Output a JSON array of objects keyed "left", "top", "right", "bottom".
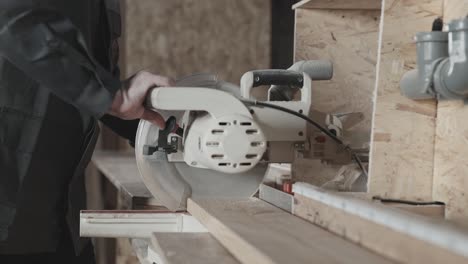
[
  {"left": 372, "top": 197, "right": 444, "bottom": 206},
  {"left": 242, "top": 100, "right": 368, "bottom": 178}
]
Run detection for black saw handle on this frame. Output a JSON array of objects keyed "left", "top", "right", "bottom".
[{"left": 250, "top": 70, "right": 304, "bottom": 88}]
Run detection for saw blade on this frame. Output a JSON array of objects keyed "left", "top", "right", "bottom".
[{"left": 135, "top": 74, "right": 267, "bottom": 211}]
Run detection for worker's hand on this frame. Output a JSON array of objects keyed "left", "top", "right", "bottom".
[{"left": 109, "top": 71, "right": 175, "bottom": 128}]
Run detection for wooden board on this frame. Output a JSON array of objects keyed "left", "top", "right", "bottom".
[
  {"left": 433, "top": 0, "right": 468, "bottom": 227},
  {"left": 293, "top": 183, "right": 468, "bottom": 264},
  {"left": 293, "top": 0, "right": 381, "bottom": 10},
  {"left": 368, "top": 0, "right": 443, "bottom": 201},
  {"left": 151, "top": 233, "right": 239, "bottom": 264},
  {"left": 295, "top": 8, "right": 380, "bottom": 148},
  {"left": 187, "top": 198, "right": 393, "bottom": 264}
]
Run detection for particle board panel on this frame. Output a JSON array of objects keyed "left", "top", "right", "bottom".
[
  {"left": 433, "top": 0, "right": 468, "bottom": 227},
  {"left": 295, "top": 8, "right": 380, "bottom": 147},
  {"left": 368, "top": 0, "right": 443, "bottom": 201},
  {"left": 187, "top": 198, "right": 394, "bottom": 264},
  {"left": 151, "top": 233, "right": 240, "bottom": 264},
  {"left": 293, "top": 0, "right": 381, "bottom": 10},
  {"left": 293, "top": 183, "right": 468, "bottom": 264},
  {"left": 122, "top": 0, "right": 271, "bottom": 84}
]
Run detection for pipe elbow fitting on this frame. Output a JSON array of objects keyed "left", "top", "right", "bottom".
[
  {"left": 400, "top": 31, "right": 448, "bottom": 100},
  {"left": 401, "top": 69, "right": 435, "bottom": 100},
  {"left": 433, "top": 18, "right": 468, "bottom": 100}
]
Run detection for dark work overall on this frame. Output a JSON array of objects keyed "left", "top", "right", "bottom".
[{"left": 0, "top": 0, "right": 139, "bottom": 262}]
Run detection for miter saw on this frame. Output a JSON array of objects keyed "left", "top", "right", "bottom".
[{"left": 135, "top": 60, "right": 365, "bottom": 211}]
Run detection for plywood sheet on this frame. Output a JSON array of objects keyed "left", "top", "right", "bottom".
[
  {"left": 151, "top": 233, "right": 239, "bottom": 264},
  {"left": 433, "top": 0, "right": 468, "bottom": 227},
  {"left": 368, "top": 0, "right": 443, "bottom": 201},
  {"left": 293, "top": 0, "right": 381, "bottom": 10},
  {"left": 122, "top": 0, "right": 271, "bottom": 84},
  {"left": 187, "top": 198, "right": 393, "bottom": 264},
  {"left": 295, "top": 8, "right": 379, "bottom": 147}
]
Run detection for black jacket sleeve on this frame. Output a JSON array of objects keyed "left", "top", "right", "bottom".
[
  {"left": 0, "top": 1, "right": 120, "bottom": 118},
  {"left": 100, "top": 115, "right": 140, "bottom": 145}
]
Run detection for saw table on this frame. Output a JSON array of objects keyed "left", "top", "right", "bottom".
[
  {"left": 83, "top": 151, "right": 468, "bottom": 264},
  {"left": 87, "top": 151, "right": 207, "bottom": 263},
  {"left": 85, "top": 151, "right": 292, "bottom": 264}
]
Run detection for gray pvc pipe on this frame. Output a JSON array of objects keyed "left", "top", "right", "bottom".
[
  {"left": 400, "top": 69, "right": 430, "bottom": 99},
  {"left": 400, "top": 32, "right": 448, "bottom": 100},
  {"left": 434, "top": 18, "right": 468, "bottom": 99}
]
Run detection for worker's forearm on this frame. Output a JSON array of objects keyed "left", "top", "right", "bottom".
[{"left": 0, "top": 5, "right": 120, "bottom": 118}]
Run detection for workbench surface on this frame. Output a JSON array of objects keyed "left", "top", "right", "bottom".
[{"left": 92, "top": 151, "right": 163, "bottom": 210}]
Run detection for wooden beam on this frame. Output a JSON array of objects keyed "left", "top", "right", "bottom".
[
  {"left": 433, "top": 0, "right": 468, "bottom": 228},
  {"left": 293, "top": 0, "right": 381, "bottom": 10},
  {"left": 187, "top": 198, "right": 393, "bottom": 264},
  {"left": 151, "top": 233, "right": 240, "bottom": 264},
  {"left": 368, "top": 0, "right": 443, "bottom": 201},
  {"left": 293, "top": 183, "right": 468, "bottom": 264}
]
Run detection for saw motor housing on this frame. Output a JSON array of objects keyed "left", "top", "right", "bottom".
[{"left": 146, "top": 69, "right": 350, "bottom": 175}]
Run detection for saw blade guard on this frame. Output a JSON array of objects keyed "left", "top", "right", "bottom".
[{"left": 135, "top": 74, "right": 268, "bottom": 211}]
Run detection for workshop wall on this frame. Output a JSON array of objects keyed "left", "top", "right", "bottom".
[
  {"left": 121, "top": 0, "right": 271, "bottom": 83},
  {"left": 295, "top": 7, "right": 380, "bottom": 148},
  {"left": 369, "top": 0, "right": 443, "bottom": 203},
  {"left": 433, "top": 0, "right": 468, "bottom": 228},
  {"left": 292, "top": 3, "right": 380, "bottom": 188}
]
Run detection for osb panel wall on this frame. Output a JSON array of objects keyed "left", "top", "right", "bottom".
[
  {"left": 292, "top": 7, "right": 379, "bottom": 189},
  {"left": 433, "top": 0, "right": 468, "bottom": 227},
  {"left": 122, "top": 0, "right": 271, "bottom": 84},
  {"left": 369, "top": 0, "right": 442, "bottom": 202},
  {"left": 295, "top": 9, "right": 380, "bottom": 148}
]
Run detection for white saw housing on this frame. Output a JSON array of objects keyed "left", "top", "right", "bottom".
[{"left": 184, "top": 113, "right": 267, "bottom": 173}]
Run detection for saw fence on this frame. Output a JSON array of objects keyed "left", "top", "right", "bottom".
[{"left": 82, "top": 0, "right": 468, "bottom": 263}]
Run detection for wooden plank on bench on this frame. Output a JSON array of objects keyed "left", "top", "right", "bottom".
[{"left": 187, "top": 197, "right": 393, "bottom": 264}]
